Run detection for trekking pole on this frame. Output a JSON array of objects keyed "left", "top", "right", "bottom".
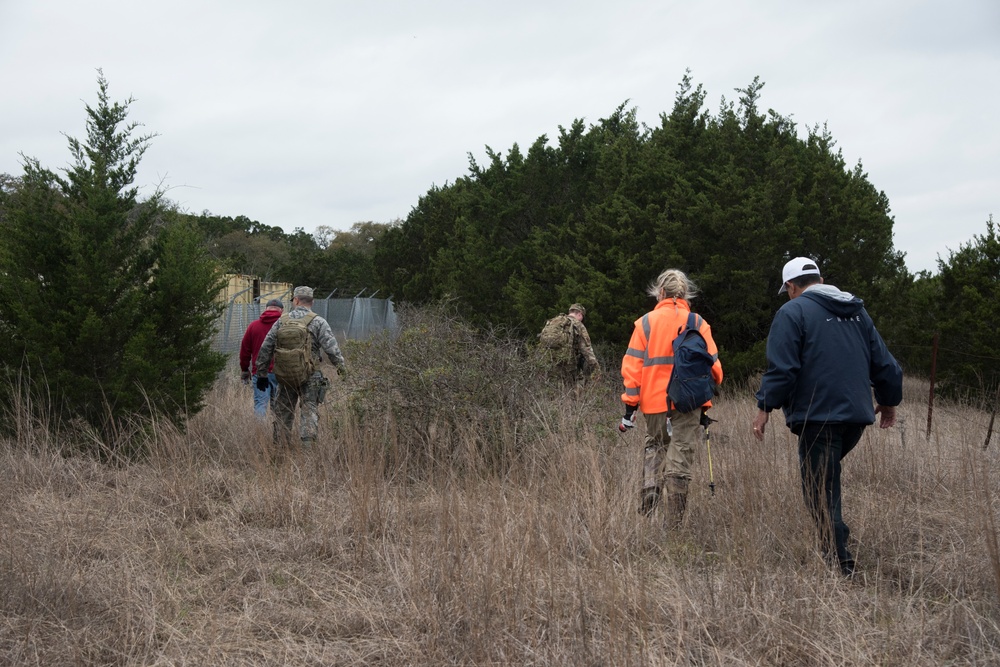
[{"left": 701, "top": 412, "right": 717, "bottom": 496}]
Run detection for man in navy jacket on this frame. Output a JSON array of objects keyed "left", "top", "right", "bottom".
[{"left": 752, "top": 257, "right": 903, "bottom": 576}]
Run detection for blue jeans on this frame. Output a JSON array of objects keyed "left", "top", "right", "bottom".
[{"left": 253, "top": 373, "right": 277, "bottom": 418}]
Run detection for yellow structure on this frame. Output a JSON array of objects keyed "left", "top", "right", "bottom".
[{"left": 217, "top": 274, "right": 293, "bottom": 305}]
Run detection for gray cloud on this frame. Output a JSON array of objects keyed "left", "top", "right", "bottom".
[{"left": 2, "top": 0, "right": 997, "bottom": 273}]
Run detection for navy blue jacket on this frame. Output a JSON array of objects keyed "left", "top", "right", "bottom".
[{"left": 756, "top": 284, "right": 903, "bottom": 430}]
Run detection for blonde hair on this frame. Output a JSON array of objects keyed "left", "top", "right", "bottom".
[{"left": 647, "top": 269, "right": 698, "bottom": 301}]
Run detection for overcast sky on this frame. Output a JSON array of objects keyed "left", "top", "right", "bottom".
[{"left": 2, "top": 0, "right": 997, "bottom": 274}]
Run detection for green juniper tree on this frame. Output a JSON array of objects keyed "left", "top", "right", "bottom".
[
  {"left": 372, "top": 74, "right": 907, "bottom": 381},
  {"left": 933, "top": 215, "right": 1000, "bottom": 398},
  {"left": 0, "top": 72, "right": 225, "bottom": 453}
]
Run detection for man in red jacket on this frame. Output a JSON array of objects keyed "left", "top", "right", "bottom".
[{"left": 240, "top": 298, "right": 284, "bottom": 418}]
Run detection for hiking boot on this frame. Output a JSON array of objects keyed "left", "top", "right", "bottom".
[
  {"left": 839, "top": 559, "right": 857, "bottom": 578},
  {"left": 638, "top": 486, "right": 662, "bottom": 516},
  {"left": 665, "top": 477, "right": 690, "bottom": 529},
  {"left": 666, "top": 494, "right": 687, "bottom": 529}
]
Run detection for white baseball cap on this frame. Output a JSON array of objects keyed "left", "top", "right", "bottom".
[{"left": 778, "top": 257, "right": 821, "bottom": 294}]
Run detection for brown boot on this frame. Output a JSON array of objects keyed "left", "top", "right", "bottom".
[
  {"left": 664, "top": 477, "right": 689, "bottom": 529},
  {"left": 638, "top": 486, "right": 662, "bottom": 516}
]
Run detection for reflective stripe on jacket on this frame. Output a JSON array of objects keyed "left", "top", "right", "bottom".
[{"left": 620, "top": 298, "right": 723, "bottom": 414}]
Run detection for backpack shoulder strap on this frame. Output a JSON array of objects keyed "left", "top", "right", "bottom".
[
  {"left": 687, "top": 312, "right": 702, "bottom": 330},
  {"left": 302, "top": 311, "right": 319, "bottom": 337},
  {"left": 278, "top": 311, "right": 317, "bottom": 332}
]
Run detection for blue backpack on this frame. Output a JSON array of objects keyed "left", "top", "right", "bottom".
[{"left": 666, "top": 313, "right": 717, "bottom": 413}]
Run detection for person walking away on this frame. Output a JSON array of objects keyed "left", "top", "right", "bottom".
[
  {"left": 256, "top": 286, "right": 347, "bottom": 450},
  {"left": 538, "top": 303, "right": 600, "bottom": 388},
  {"left": 752, "top": 257, "right": 903, "bottom": 577},
  {"left": 620, "top": 270, "right": 723, "bottom": 528},
  {"left": 240, "top": 298, "right": 284, "bottom": 418}
]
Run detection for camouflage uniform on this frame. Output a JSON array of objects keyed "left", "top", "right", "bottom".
[
  {"left": 543, "top": 305, "right": 600, "bottom": 387},
  {"left": 256, "top": 304, "right": 346, "bottom": 447},
  {"left": 567, "top": 317, "right": 600, "bottom": 385}
]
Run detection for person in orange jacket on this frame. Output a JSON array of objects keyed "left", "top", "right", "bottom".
[{"left": 620, "top": 269, "right": 723, "bottom": 526}]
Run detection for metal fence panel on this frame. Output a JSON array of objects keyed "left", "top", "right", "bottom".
[{"left": 212, "top": 297, "right": 397, "bottom": 356}]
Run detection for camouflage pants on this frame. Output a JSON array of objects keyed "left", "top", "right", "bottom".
[
  {"left": 273, "top": 372, "right": 326, "bottom": 446},
  {"left": 642, "top": 409, "right": 703, "bottom": 487},
  {"left": 551, "top": 361, "right": 582, "bottom": 387}
]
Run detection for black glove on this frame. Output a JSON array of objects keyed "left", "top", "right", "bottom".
[
  {"left": 619, "top": 404, "right": 638, "bottom": 432},
  {"left": 256, "top": 375, "right": 270, "bottom": 391}
]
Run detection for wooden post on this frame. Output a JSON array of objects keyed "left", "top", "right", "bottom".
[
  {"left": 985, "top": 384, "right": 1000, "bottom": 450},
  {"left": 926, "top": 332, "right": 938, "bottom": 439}
]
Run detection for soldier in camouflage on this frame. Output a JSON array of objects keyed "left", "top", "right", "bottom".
[
  {"left": 256, "top": 286, "right": 347, "bottom": 449},
  {"left": 547, "top": 303, "right": 600, "bottom": 387}
]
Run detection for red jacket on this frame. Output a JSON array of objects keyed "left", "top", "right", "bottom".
[{"left": 240, "top": 309, "right": 282, "bottom": 374}]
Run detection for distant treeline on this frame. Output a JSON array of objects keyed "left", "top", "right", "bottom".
[
  {"left": 7, "top": 73, "right": 993, "bottom": 411},
  {"left": 181, "top": 75, "right": 999, "bottom": 395}
]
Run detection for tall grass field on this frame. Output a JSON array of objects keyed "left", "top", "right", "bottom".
[{"left": 1, "top": 307, "right": 998, "bottom": 666}]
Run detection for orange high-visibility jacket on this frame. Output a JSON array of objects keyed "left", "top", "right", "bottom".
[{"left": 620, "top": 298, "right": 724, "bottom": 414}]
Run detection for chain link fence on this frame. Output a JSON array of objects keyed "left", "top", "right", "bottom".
[{"left": 213, "top": 295, "right": 398, "bottom": 357}]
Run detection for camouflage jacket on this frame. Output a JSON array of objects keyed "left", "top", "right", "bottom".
[
  {"left": 256, "top": 306, "right": 346, "bottom": 376},
  {"left": 571, "top": 319, "right": 600, "bottom": 374}
]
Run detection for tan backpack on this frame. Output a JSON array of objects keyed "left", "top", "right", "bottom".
[
  {"left": 538, "top": 314, "right": 576, "bottom": 364},
  {"left": 272, "top": 312, "right": 318, "bottom": 387}
]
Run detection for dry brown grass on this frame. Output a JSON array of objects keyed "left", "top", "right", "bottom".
[{"left": 2, "top": 343, "right": 999, "bottom": 665}]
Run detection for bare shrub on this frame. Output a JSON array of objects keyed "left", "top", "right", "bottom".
[{"left": 345, "top": 303, "right": 547, "bottom": 479}]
